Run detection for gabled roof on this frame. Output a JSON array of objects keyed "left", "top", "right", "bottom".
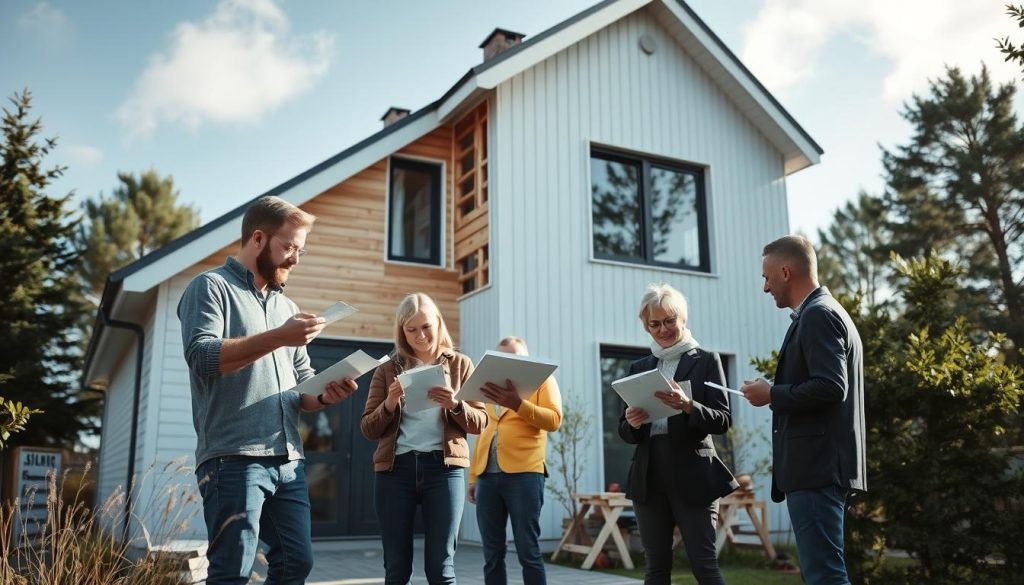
[{"left": 83, "top": 0, "right": 822, "bottom": 386}]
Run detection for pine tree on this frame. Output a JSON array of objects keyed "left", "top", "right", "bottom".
[
  {"left": 883, "top": 66, "right": 1024, "bottom": 359},
  {"left": 816, "top": 191, "right": 891, "bottom": 308},
  {"left": 77, "top": 170, "right": 199, "bottom": 297},
  {"left": 0, "top": 90, "right": 97, "bottom": 447}
]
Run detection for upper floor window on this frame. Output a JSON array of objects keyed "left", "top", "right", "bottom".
[
  {"left": 388, "top": 158, "right": 442, "bottom": 266},
  {"left": 590, "top": 147, "right": 709, "bottom": 272}
]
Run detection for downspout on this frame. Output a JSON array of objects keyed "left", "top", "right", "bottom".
[{"left": 97, "top": 302, "right": 144, "bottom": 544}]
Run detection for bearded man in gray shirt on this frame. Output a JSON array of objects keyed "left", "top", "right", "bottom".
[{"left": 178, "top": 196, "right": 357, "bottom": 585}]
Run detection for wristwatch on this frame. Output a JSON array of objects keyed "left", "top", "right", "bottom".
[{"left": 317, "top": 393, "right": 329, "bottom": 407}]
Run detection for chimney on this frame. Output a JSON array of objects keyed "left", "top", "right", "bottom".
[
  {"left": 381, "top": 107, "right": 411, "bottom": 128},
  {"left": 479, "top": 28, "right": 526, "bottom": 61}
]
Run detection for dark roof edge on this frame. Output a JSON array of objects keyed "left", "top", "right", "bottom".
[
  {"left": 472, "top": 0, "right": 620, "bottom": 76},
  {"left": 79, "top": 277, "right": 122, "bottom": 389},
  {"left": 472, "top": 0, "right": 822, "bottom": 156}
]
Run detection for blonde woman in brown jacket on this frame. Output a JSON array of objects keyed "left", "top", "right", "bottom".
[{"left": 361, "top": 292, "right": 487, "bottom": 585}]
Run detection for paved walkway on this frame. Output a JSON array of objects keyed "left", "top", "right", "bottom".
[{"left": 252, "top": 539, "right": 642, "bottom": 585}]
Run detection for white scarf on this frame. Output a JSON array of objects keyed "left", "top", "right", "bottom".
[{"left": 650, "top": 329, "right": 700, "bottom": 361}]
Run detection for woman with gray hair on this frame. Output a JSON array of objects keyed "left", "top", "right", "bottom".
[{"left": 618, "top": 283, "right": 738, "bottom": 585}]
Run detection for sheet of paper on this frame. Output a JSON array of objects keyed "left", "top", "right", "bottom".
[
  {"left": 611, "top": 368, "right": 679, "bottom": 420},
  {"left": 705, "top": 381, "right": 745, "bottom": 397},
  {"left": 398, "top": 364, "right": 446, "bottom": 413},
  {"left": 458, "top": 350, "right": 559, "bottom": 404},
  {"left": 319, "top": 300, "right": 358, "bottom": 325},
  {"left": 290, "top": 350, "right": 390, "bottom": 395}
]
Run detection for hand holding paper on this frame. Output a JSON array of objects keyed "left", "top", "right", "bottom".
[
  {"left": 611, "top": 369, "right": 679, "bottom": 420},
  {"left": 321, "top": 378, "right": 358, "bottom": 405},
  {"left": 480, "top": 379, "right": 524, "bottom": 410},
  {"left": 290, "top": 350, "right": 389, "bottom": 395},
  {"left": 398, "top": 364, "right": 447, "bottom": 413}
]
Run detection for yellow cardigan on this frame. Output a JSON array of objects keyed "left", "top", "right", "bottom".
[{"left": 469, "top": 377, "right": 563, "bottom": 483}]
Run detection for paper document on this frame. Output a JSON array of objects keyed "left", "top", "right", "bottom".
[
  {"left": 319, "top": 301, "right": 358, "bottom": 325},
  {"left": 705, "top": 381, "right": 745, "bottom": 397},
  {"left": 458, "top": 351, "right": 559, "bottom": 404},
  {"left": 290, "top": 350, "right": 389, "bottom": 395},
  {"left": 611, "top": 369, "right": 680, "bottom": 420},
  {"left": 398, "top": 364, "right": 447, "bottom": 413}
]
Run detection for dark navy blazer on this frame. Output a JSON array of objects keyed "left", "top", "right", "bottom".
[{"left": 769, "top": 287, "right": 867, "bottom": 502}]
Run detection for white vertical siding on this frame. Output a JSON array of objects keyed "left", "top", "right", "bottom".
[
  {"left": 146, "top": 274, "right": 208, "bottom": 540},
  {"left": 129, "top": 280, "right": 205, "bottom": 542},
  {"left": 488, "top": 7, "right": 795, "bottom": 540},
  {"left": 96, "top": 347, "right": 135, "bottom": 534}
]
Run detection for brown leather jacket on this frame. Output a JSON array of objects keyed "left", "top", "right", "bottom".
[{"left": 360, "top": 350, "right": 488, "bottom": 471}]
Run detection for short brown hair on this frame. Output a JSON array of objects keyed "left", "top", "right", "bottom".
[
  {"left": 763, "top": 235, "right": 817, "bottom": 277},
  {"left": 241, "top": 196, "right": 316, "bottom": 244}
]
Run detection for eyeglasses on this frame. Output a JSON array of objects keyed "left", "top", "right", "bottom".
[
  {"left": 270, "top": 234, "right": 306, "bottom": 258},
  {"left": 646, "top": 315, "right": 679, "bottom": 331}
]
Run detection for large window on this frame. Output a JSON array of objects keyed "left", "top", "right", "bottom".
[
  {"left": 388, "top": 158, "right": 442, "bottom": 265},
  {"left": 591, "top": 147, "right": 709, "bottom": 272}
]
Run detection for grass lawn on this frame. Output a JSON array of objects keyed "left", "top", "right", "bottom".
[{"left": 549, "top": 545, "right": 804, "bottom": 584}]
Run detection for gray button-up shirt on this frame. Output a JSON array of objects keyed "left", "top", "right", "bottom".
[{"left": 177, "top": 256, "right": 314, "bottom": 467}]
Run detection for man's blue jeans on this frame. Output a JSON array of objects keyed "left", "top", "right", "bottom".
[
  {"left": 475, "top": 472, "right": 546, "bottom": 585},
  {"left": 195, "top": 455, "right": 313, "bottom": 585},
  {"left": 787, "top": 485, "right": 850, "bottom": 585},
  {"left": 374, "top": 451, "right": 466, "bottom": 585}
]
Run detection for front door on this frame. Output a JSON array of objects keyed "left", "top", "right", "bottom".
[{"left": 302, "top": 338, "right": 392, "bottom": 538}]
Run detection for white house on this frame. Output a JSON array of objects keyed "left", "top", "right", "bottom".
[{"left": 82, "top": 0, "right": 821, "bottom": 544}]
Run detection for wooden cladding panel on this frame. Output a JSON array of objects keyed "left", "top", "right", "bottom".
[
  {"left": 177, "top": 125, "right": 462, "bottom": 344},
  {"left": 453, "top": 101, "right": 491, "bottom": 295}
]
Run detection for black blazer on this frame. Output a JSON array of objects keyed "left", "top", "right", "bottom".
[
  {"left": 770, "top": 287, "right": 867, "bottom": 503},
  {"left": 618, "top": 348, "right": 738, "bottom": 506}
]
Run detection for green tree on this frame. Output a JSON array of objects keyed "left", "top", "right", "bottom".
[
  {"left": 882, "top": 66, "right": 1024, "bottom": 359},
  {"left": 0, "top": 90, "right": 97, "bottom": 447},
  {"left": 845, "top": 254, "right": 1023, "bottom": 584},
  {"left": 997, "top": 4, "right": 1024, "bottom": 72},
  {"left": 77, "top": 170, "right": 199, "bottom": 297},
  {"left": 816, "top": 191, "right": 892, "bottom": 308}
]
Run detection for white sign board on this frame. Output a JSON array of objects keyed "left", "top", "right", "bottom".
[{"left": 11, "top": 447, "right": 62, "bottom": 542}]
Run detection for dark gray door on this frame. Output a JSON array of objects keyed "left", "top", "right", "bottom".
[{"left": 303, "top": 338, "right": 391, "bottom": 538}]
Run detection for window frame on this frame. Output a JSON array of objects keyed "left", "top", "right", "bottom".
[
  {"left": 590, "top": 146, "right": 710, "bottom": 273},
  {"left": 386, "top": 156, "right": 444, "bottom": 267}
]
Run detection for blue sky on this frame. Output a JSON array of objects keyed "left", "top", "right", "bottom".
[{"left": 1, "top": 0, "right": 1019, "bottom": 239}]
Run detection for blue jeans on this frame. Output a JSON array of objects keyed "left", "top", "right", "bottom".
[
  {"left": 375, "top": 451, "right": 466, "bottom": 585},
  {"left": 195, "top": 455, "right": 313, "bottom": 585},
  {"left": 475, "top": 472, "right": 546, "bottom": 585},
  {"left": 787, "top": 485, "right": 850, "bottom": 585}
]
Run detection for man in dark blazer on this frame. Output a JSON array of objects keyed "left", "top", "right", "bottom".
[{"left": 741, "top": 235, "right": 866, "bottom": 585}]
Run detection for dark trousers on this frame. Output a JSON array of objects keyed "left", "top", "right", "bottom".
[
  {"left": 634, "top": 437, "right": 725, "bottom": 585},
  {"left": 374, "top": 450, "right": 466, "bottom": 585},
  {"left": 195, "top": 456, "right": 313, "bottom": 585},
  {"left": 787, "top": 485, "right": 850, "bottom": 585},
  {"left": 476, "top": 471, "right": 547, "bottom": 585}
]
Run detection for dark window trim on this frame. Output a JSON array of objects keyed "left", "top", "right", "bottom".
[
  {"left": 591, "top": 147, "right": 710, "bottom": 272},
  {"left": 387, "top": 157, "right": 443, "bottom": 266}
]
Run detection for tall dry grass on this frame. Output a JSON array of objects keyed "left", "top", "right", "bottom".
[{"left": 0, "top": 458, "right": 204, "bottom": 585}]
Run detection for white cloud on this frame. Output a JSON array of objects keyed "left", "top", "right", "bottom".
[
  {"left": 18, "top": 2, "right": 72, "bottom": 48},
  {"left": 117, "top": 0, "right": 333, "bottom": 139},
  {"left": 741, "top": 0, "right": 1019, "bottom": 103},
  {"left": 64, "top": 144, "right": 104, "bottom": 165}
]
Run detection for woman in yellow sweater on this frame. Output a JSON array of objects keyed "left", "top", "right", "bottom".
[{"left": 468, "top": 336, "right": 563, "bottom": 585}]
